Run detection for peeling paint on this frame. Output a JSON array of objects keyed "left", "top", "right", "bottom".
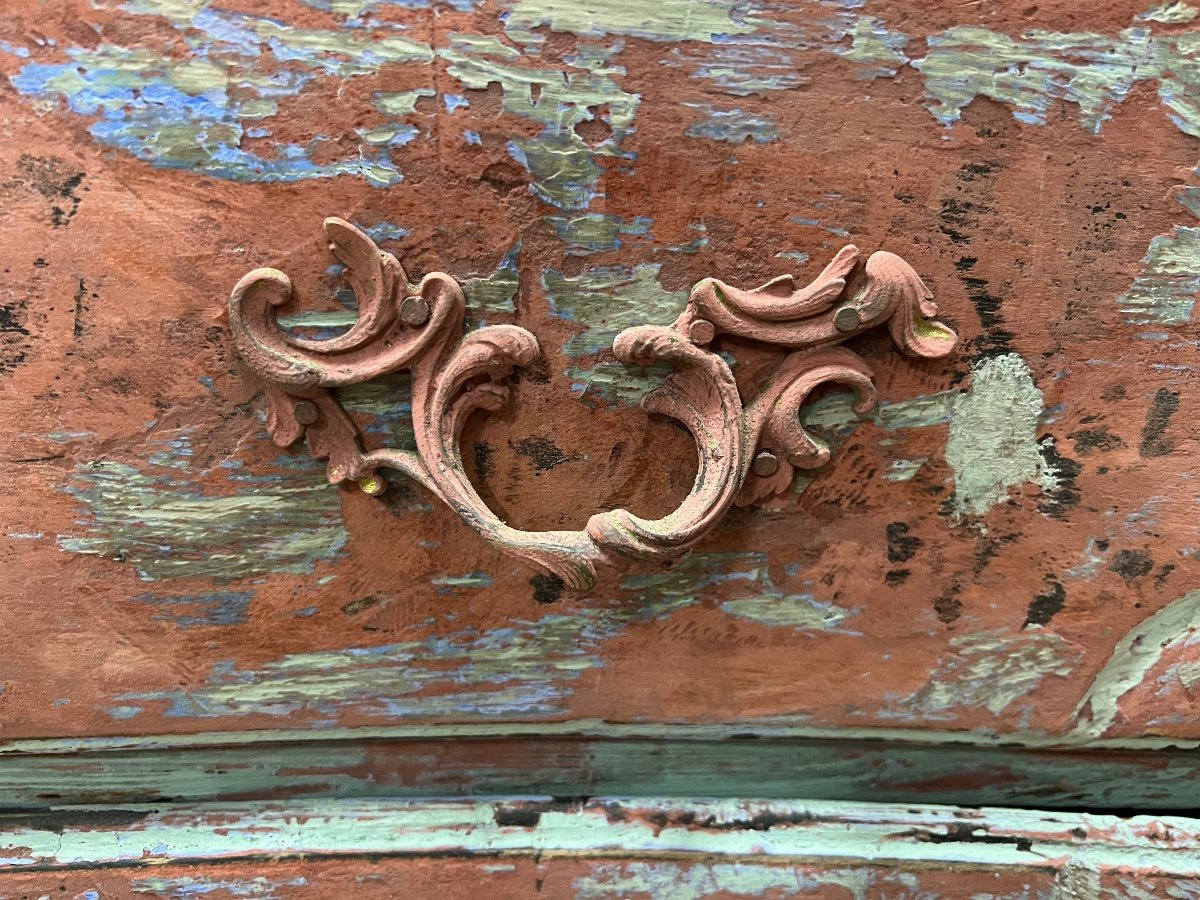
[
  {"left": 721, "top": 593, "right": 854, "bottom": 632},
  {"left": 683, "top": 103, "right": 777, "bottom": 143},
  {"left": 1116, "top": 222, "right": 1200, "bottom": 326},
  {"left": 545, "top": 213, "right": 652, "bottom": 255}
]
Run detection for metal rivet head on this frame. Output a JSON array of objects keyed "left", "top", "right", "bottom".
[
  {"left": 688, "top": 319, "right": 716, "bottom": 345},
  {"left": 293, "top": 400, "right": 320, "bottom": 425},
  {"left": 833, "top": 306, "right": 861, "bottom": 333},
  {"left": 401, "top": 295, "right": 431, "bottom": 327},
  {"left": 752, "top": 450, "right": 779, "bottom": 477}
]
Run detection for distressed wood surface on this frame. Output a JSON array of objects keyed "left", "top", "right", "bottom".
[
  {"left": 4, "top": 797, "right": 1200, "bottom": 896},
  {"left": 0, "top": 0, "right": 1197, "bottom": 752}
]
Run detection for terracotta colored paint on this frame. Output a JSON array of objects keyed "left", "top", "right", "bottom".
[{"left": 1, "top": 0, "right": 1199, "bottom": 887}]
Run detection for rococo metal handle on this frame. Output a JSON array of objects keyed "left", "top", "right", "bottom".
[{"left": 229, "top": 218, "right": 957, "bottom": 594}]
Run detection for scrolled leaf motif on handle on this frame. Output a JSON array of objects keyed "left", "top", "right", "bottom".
[{"left": 229, "top": 218, "right": 957, "bottom": 594}]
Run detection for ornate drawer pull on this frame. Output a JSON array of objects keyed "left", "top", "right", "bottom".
[{"left": 229, "top": 219, "right": 957, "bottom": 593}]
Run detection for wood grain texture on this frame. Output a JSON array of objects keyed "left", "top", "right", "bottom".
[{"left": 0, "top": 0, "right": 1196, "bottom": 751}]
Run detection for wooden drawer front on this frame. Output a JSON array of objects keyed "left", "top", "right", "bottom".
[{"left": 0, "top": 0, "right": 1196, "bottom": 759}]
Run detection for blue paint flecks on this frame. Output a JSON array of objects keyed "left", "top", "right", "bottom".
[
  {"left": 130, "top": 590, "right": 256, "bottom": 630},
  {"left": 683, "top": 104, "right": 777, "bottom": 143}
]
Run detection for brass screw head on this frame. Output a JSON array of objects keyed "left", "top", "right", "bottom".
[
  {"left": 401, "top": 295, "right": 431, "bottom": 327},
  {"left": 688, "top": 319, "right": 716, "bottom": 345},
  {"left": 752, "top": 449, "right": 780, "bottom": 477},
  {"left": 293, "top": 400, "right": 320, "bottom": 425},
  {"left": 833, "top": 306, "right": 861, "bottom": 333}
]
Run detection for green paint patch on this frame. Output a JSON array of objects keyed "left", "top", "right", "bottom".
[
  {"left": 944, "top": 354, "right": 1057, "bottom": 518},
  {"left": 834, "top": 15, "right": 910, "bottom": 80},
  {"left": 1116, "top": 224, "right": 1200, "bottom": 326},
  {"left": 1074, "top": 589, "right": 1200, "bottom": 738},
  {"left": 908, "top": 630, "right": 1081, "bottom": 718},
  {"left": 547, "top": 264, "right": 689, "bottom": 356},
  {"left": 542, "top": 264, "right": 687, "bottom": 405},
  {"left": 503, "top": 0, "right": 756, "bottom": 43},
  {"left": 462, "top": 244, "right": 521, "bottom": 317},
  {"left": 914, "top": 24, "right": 1200, "bottom": 139},
  {"left": 721, "top": 594, "right": 854, "bottom": 632},
  {"left": 1140, "top": 1, "right": 1200, "bottom": 23},
  {"left": 441, "top": 40, "right": 637, "bottom": 211},
  {"left": 546, "top": 213, "right": 652, "bottom": 255},
  {"left": 58, "top": 430, "right": 346, "bottom": 582},
  {"left": 374, "top": 88, "right": 436, "bottom": 115}
]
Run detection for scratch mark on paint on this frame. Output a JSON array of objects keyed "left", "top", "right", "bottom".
[{"left": 1073, "top": 589, "right": 1200, "bottom": 739}]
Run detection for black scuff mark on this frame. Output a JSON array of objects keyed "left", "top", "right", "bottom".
[
  {"left": 1024, "top": 579, "right": 1066, "bottom": 628},
  {"left": 1110, "top": 548, "right": 1153, "bottom": 582},
  {"left": 885, "top": 522, "right": 922, "bottom": 588},
  {"left": 1037, "top": 437, "right": 1081, "bottom": 518},
  {"left": 5, "top": 154, "right": 86, "bottom": 227},
  {"left": 911, "top": 822, "right": 1034, "bottom": 853},
  {"left": 0, "top": 294, "right": 30, "bottom": 375},
  {"left": 886, "top": 522, "right": 923, "bottom": 563},
  {"left": 1067, "top": 428, "right": 1124, "bottom": 455},
  {"left": 515, "top": 435, "right": 570, "bottom": 472},
  {"left": 473, "top": 441, "right": 494, "bottom": 478},
  {"left": 73, "top": 277, "right": 87, "bottom": 339},
  {"left": 1140, "top": 388, "right": 1180, "bottom": 458},
  {"left": 530, "top": 573, "right": 565, "bottom": 604}
]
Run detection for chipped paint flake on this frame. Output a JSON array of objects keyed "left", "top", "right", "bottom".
[
  {"left": 1117, "top": 223, "right": 1200, "bottom": 326},
  {"left": 574, "top": 862, "right": 871, "bottom": 900},
  {"left": 683, "top": 103, "right": 778, "bottom": 143}
]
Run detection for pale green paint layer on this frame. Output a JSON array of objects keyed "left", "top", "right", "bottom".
[
  {"left": 720, "top": 594, "right": 853, "bottom": 631},
  {"left": 57, "top": 430, "right": 346, "bottom": 581},
  {"left": 503, "top": 0, "right": 756, "bottom": 43},
  {"left": 5, "top": 797, "right": 1200, "bottom": 875},
  {"left": 944, "top": 353, "right": 1056, "bottom": 518},
  {"left": 1073, "top": 590, "right": 1200, "bottom": 739},
  {"left": 574, "top": 862, "right": 876, "bottom": 899},
  {"left": 1116, "top": 223, "right": 1200, "bottom": 326},
  {"left": 1140, "top": 1, "right": 1200, "bottom": 23},
  {"left": 908, "top": 630, "right": 1080, "bottom": 719}
]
